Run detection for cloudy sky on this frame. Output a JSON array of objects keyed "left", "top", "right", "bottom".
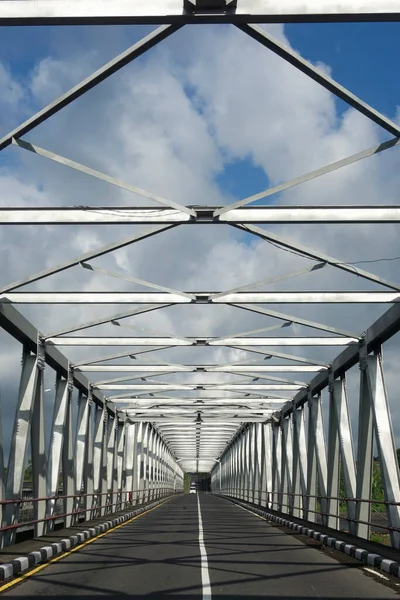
[{"left": 0, "top": 19, "right": 399, "bottom": 466}]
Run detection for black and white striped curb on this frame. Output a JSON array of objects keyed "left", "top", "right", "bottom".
[
  {"left": 225, "top": 496, "right": 400, "bottom": 579},
  {"left": 0, "top": 496, "right": 173, "bottom": 582}
]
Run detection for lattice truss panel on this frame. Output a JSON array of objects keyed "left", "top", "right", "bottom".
[{"left": 0, "top": 0, "right": 400, "bottom": 545}]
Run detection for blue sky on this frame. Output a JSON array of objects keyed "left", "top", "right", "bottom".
[
  {"left": 1, "top": 21, "right": 399, "bottom": 202},
  {"left": 1, "top": 20, "right": 400, "bottom": 452},
  {"left": 286, "top": 22, "right": 400, "bottom": 118}
]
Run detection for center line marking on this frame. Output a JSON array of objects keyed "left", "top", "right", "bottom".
[{"left": 197, "top": 495, "right": 212, "bottom": 600}]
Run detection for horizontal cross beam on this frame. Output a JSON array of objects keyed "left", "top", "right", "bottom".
[
  {"left": 77, "top": 364, "right": 326, "bottom": 372},
  {"left": 1, "top": 205, "right": 400, "bottom": 224},
  {"left": 3, "top": 292, "right": 400, "bottom": 303},
  {"left": 48, "top": 336, "right": 356, "bottom": 346},
  {"left": 1, "top": 1, "right": 400, "bottom": 25}
]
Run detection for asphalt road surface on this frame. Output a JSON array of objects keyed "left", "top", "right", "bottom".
[{"left": 1, "top": 494, "right": 398, "bottom": 599}]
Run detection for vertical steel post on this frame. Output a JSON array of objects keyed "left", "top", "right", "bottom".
[
  {"left": 100, "top": 410, "right": 108, "bottom": 516},
  {"left": 332, "top": 376, "right": 357, "bottom": 535},
  {"left": 74, "top": 391, "right": 90, "bottom": 523},
  {"left": 115, "top": 420, "right": 125, "bottom": 511},
  {"left": 366, "top": 351, "right": 400, "bottom": 549},
  {"left": 47, "top": 374, "right": 69, "bottom": 529},
  {"left": 248, "top": 426, "right": 254, "bottom": 502},
  {"left": 356, "top": 343, "right": 374, "bottom": 540},
  {"left": 252, "top": 424, "right": 260, "bottom": 505},
  {"left": 5, "top": 349, "right": 39, "bottom": 546},
  {"left": 281, "top": 418, "right": 294, "bottom": 515},
  {"left": 306, "top": 395, "right": 317, "bottom": 523},
  {"left": 310, "top": 394, "right": 329, "bottom": 527},
  {"left": 148, "top": 427, "right": 154, "bottom": 501},
  {"left": 233, "top": 438, "right": 239, "bottom": 497},
  {"left": 292, "top": 407, "right": 307, "bottom": 518},
  {"left": 83, "top": 391, "right": 94, "bottom": 520},
  {"left": 123, "top": 422, "right": 136, "bottom": 506},
  {"left": 142, "top": 424, "right": 150, "bottom": 503},
  {"left": 92, "top": 405, "right": 105, "bottom": 517},
  {"left": 258, "top": 424, "right": 266, "bottom": 506},
  {"left": 272, "top": 422, "right": 282, "bottom": 510},
  {"left": 106, "top": 415, "right": 116, "bottom": 511},
  {"left": 62, "top": 382, "right": 74, "bottom": 527},
  {"left": 239, "top": 432, "right": 246, "bottom": 500},
  {"left": 136, "top": 422, "right": 145, "bottom": 503},
  {"left": 264, "top": 424, "right": 273, "bottom": 509},
  {"left": 327, "top": 376, "right": 340, "bottom": 530},
  {"left": 30, "top": 340, "right": 47, "bottom": 538}
]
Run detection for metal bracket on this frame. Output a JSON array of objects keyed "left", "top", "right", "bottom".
[
  {"left": 328, "top": 368, "right": 335, "bottom": 393},
  {"left": 183, "top": 0, "right": 237, "bottom": 14},
  {"left": 67, "top": 367, "right": 74, "bottom": 393},
  {"left": 37, "top": 335, "right": 46, "bottom": 371},
  {"left": 359, "top": 338, "right": 368, "bottom": 371}
]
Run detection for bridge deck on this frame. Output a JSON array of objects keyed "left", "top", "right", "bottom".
[{"left": 1, "top": 495, "right": 398, "bottom": 599}]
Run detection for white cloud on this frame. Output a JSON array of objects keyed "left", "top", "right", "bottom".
[
  {"left": 0, "top": 23, "right": 400, "bottom": 465},
  {"left": 0, "top": 61, "right": 24, "bottom": 109}
]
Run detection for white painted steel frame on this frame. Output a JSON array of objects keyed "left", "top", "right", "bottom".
[
  {"left": 0, "top": 1, "right": 400, "bottom": 551},
  {"left": 1, "top": 1, "right": 400, "bottom": 25}
]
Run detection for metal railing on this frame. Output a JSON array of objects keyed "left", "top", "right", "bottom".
[
  {"left": 216, "top": 487, "right": 398, "bottom": 538},
  {"left": 0, "top": 487, "right": 177, "bottom": 537}
]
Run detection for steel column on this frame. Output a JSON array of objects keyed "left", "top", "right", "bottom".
[{"left": 365, "top": 352, "right": 400, "bottom": 548}]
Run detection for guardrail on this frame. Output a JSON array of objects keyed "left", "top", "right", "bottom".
[
  {"left": 216, "top": 487, "right": 399, "bottom": 539},
  {"left": 0, "top": 487, "right": 177, "bottom": 540}
]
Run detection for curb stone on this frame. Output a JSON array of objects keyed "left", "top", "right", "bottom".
[
  {"left": 0, "top": 496, "right": 172, "bottom": 582},
  {"left": 222, "top": 496, "right": 400, "bottom": 579}
]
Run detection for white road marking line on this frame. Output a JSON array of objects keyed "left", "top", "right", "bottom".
[
  {"left": 197, "top": 495, "right": 212, "bottom": 600},
  {"left": 363, "top": 567, "right": 389, "bottom": 580}
]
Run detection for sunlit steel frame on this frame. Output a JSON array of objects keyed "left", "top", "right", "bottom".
[{"left": 0, "top": 0, "right": 400, "bottom": 549}]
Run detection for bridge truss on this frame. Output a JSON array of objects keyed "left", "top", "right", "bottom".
[{"left": 0, "top": 0, "right": 399, "bottom": 548}]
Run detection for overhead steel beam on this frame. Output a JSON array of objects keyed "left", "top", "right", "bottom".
[
  {"left": 0, "top": 25, "right": 182, "bottom": 152},
  {"left": 229, "top": 304, "right": 358, "bottom": 338},
  {"left": 0, "top": 207, "right": 189, "bottom": 225},
  {"left": 0, "top": 300, "right": 116, "bottom": 416},
  {"left": 13, "top": 139, "right": 195, "bottom": 217},
  {"left": 211, "top": 264, "right": 323, "bottom": 301},
  {"left": 208, "top": 364, "right": 326, "bottom": 372},
  {"left": 3, "top": 291, "right": 400, "bottom": 303},
  {"left": 228, "top": 346, "right": 328, "bottom": 366},
  {"left": 72, "top": 346, "right": 173, "bottom": 367},
  {"left": 275, "top": 302, "right": 400, "bottom": 420},
  {"left": 209, "top": 337, "right": 356, "bottom": 346},
  {"left": 110, "top": 397, "right": 287, "bottom": 403},
  {"left": 127, "top": 417, "right": 267, "bottom": 422},
  {"left": 81, "top": 263, "right": 195, "bottom": 300},
  {"left": 46, "top": 335, "right": 356, "bottom": 346},
  {"left": 0, "top": 225, "right": 176, "bottom": 293},
  {"left": 112, "top": 399, "right": 286, "bottom": 405},
  {"left": 219, "top": 204, "right": 400, "bottom": 223},
  {"left": 45, "top": 305, "right": 171, "bottom": 338},
  {"left": 233, "top": 224, "right": 400, "bottom": 291},
  {"left": 1, "top": 1, "right": 400, "bottom": 25},
  {"left": 237, "top": 24, "right": 400, "bottom": 137},
  {"left": 77, "top": 365, "right": 193, "bottom": 372},
  {"left": 3, "top": 204, "right": 400, "bottom": 224},
  {"left": 215, "top": 137, "right": 400, "bottom": 217},
  {"left": 47, "top": 337, "right": 192, "bottom": 346},
  {"left": 77, "top": 364, "right": 326, "bottom": 372},
  {"left": 99, "top": 383, "right": 301, "bottom": 390}
]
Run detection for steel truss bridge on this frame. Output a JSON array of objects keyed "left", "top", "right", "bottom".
[{"left": 0, "top": 1, "right": 399, "bottom": 597}]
